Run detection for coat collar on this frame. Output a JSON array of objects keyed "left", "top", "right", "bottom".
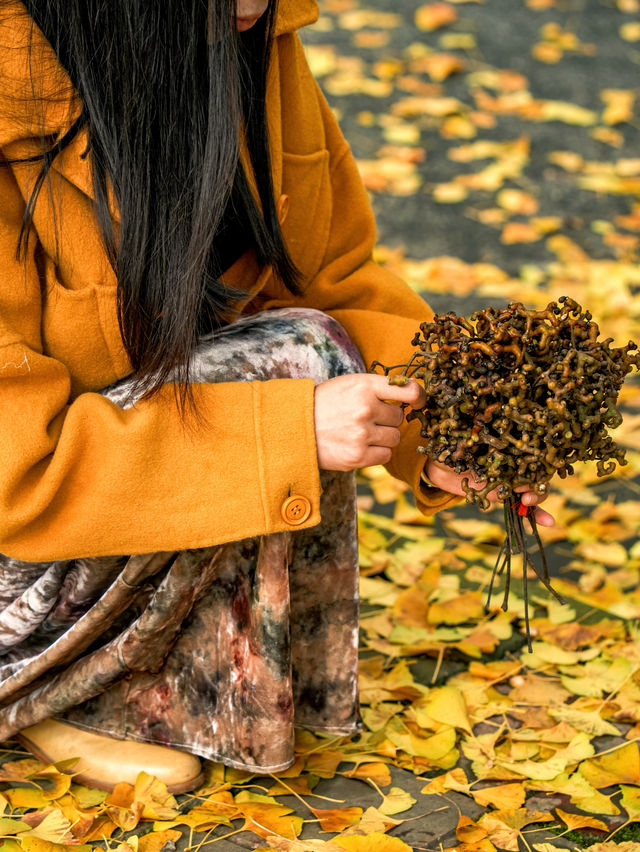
[
  {"left": 275, "top": 0, "right": 319, "bottom": 36},
  {"left": 8, "top": 0, "right": 318, "bottom": 221}
]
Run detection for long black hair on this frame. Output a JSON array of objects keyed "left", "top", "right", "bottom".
[{"left": 7, "top": 0, "right": 299, "bottom": 406}]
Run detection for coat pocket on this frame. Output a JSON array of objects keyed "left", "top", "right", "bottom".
[
  {"left": 41, "top": 260, "right": 129, "bottom": 398},
  {"left": 280, "top": 149, "right": 331, "bottom": 284}
]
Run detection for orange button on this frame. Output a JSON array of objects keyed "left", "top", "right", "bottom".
[{"left": 281, "top": 494, "right": 311, "bottom": 525}]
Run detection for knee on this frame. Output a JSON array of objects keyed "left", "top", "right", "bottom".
[{"left": 272, "top": 308, "right": 366, "bottom": 382}]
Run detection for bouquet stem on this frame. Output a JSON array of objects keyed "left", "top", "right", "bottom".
[{"left": 486, "top": 500, "right": 565, "bottom": 651}]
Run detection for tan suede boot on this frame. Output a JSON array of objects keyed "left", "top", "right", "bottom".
[{"left": 16, "top": 719, "right": 204, "bottom": 793}]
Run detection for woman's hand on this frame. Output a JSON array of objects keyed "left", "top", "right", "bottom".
[
  {"left": 314, "top": 374, "right": 426, "bottom": 471},
  {"left": 424, "top": 459, "right": 555, "bottom": 527}
]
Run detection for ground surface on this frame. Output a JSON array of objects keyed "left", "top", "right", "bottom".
[{"left": 1, "top": 1, "right": 639, "bottom": 851}]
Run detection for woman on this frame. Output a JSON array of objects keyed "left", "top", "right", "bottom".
[{"left": 0, "top": 0, "right": 552, "bottom": 792}]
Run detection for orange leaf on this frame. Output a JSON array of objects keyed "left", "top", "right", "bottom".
[
  {"left": 239, "top": 803, "right": 303, "bottom": 840},
  {"left": 343, "top": 762, "right": 392, "bottom": 787},
  {"left": 332, "top": 835, "right": 413, "bottom": 851},
  {"left": 311, "top": 806, "right": 364, "bottom": 832},
  {"left": 471, "top": 783, "right": 526, "bottom": 810},
  {"left": 415, "top": 2, "right": 458, "bottom": 31},
  {"left": 500, "top": 223, "right": 541, "bottom": 245},
  {"left": 0, "top": 759, "right": 46, "bottom": 782},
  {"left": 105, "top": 783, "right": 135, "bottom": 809},
  {"left": 267, "top": 776, "right": 318, "bottom": 797},
  {"left": 305, "top": 749, "right": 344, "bottom": 778},
  {"left": 138, "top": 830, "right": 182, "bottom": 852},
  {"left": 427, "top": 593, "right": 485, "bottom": 625},
  {"left": 420, "top": 53, "right": 465, "bottom": 82},
  {"left": 457, "top": 815, "right": 489, "bottom": 843},
  {"left": 80, "top": 816, "right": 119, "bottom": 842}
]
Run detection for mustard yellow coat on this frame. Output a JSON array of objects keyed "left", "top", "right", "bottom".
[{"left": 0, "top": 0, "right": 458, "bottom": 561}]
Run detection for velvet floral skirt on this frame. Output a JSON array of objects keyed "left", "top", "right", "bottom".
[{"left": 0, "top": 308, "right": 365, "bottom": 772}]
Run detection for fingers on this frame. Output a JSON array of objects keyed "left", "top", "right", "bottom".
[
  {"left": 532, "top": 506, "right": 555, "bottom": 527},
  {"left": 516, "top": 485, "right": 550, "bottom": 507},
  {"left": 374, "top": 375, "right": 427, "bottom": 409},
  {"left": 370, "top": 425, "right": 402, "bottom": 449},
  {"left": 427, "top": 459, "right": 556, "bottom": 522},
  {"left": 372, "top": 400, "right": 405, "bottom": 428}
]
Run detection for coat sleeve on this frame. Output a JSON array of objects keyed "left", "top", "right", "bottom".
[
  {"left": 0, "top": 156, "right": 324, "bottom": 562},
  {"left": 0, "top": 1, "right": 332, "bottom": 564},
  {"left": 260, "top": 40, "right": 462, "bottom": 516}
]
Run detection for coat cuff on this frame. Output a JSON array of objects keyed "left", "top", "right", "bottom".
[
  {"left": 253, "top": 377, "right": 322, "bottom": 534},
  {"left": 387, "top": 417, "right": 463, "bottom": 516}
]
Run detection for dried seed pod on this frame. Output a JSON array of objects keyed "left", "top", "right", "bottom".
[{"left": 371, "top": 297, "right": 640, "bottom": 648}]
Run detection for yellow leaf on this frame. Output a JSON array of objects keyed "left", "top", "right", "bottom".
[
  {"left": 524, "top": 99, "right": 597, "bottom": 125},
  {"left": 441, "top": 115, "right": 478, "bottom": 139},
  {"left": 548, "top": 150, "right": 584, "bottom": 172},
  {"left": 580, "top": 742, "right": 640, "bottom": 788},
  {"left": 113, "top": 842, "right": 137, "bottom": 852},
  {"left": 422, "top": 686, "right": 472, "bottom": 733},
  {"left": 601, "top": 89, "right": 636, "bottom": 125},
  {"left": 421, "top": 767, "right": 470, "bottom": 795},
  {"left": 33, "top": 771, "right": 73, "bottom": 804},
  {"left": 342, "top": 805, "right": 401, "bottom": 836},
  {"left": 620, "top": 785, "right": 640, "bottom": 819},
  {"left": 479, "top": 809, "right": 553, "bottom": 852},
  {"left": 575, "top": 539, "right": 628, "bottom": 566},
  {"left": 19, "top": 840, "right": 91, "bottom": 852},
  {"left": 3, "top": 789, "right": 49, "bottom": 810},
  {"left": 332, "top": 835, "right": 413, "bottom": 851},
  {"left": 433, "top": 182, "right": 469, "bottom": 203},
  {"left": 427, "top": 593, "right": 485, "bottom": 625},
  {"left": 362, "top": 706, "right": 403, "bottom": 735},
  {"left": 378, "top": 787, "right": 416, "bottom": 816},
  {"left": 0, "top": 818, "right": 30, "bottom": 835},
  {"left": 69, "top": 786, "right": 108, "bottom": 809},
  {"left": 524, "top": 642, "right": 600, "bottom": 665},
  {"left": 267, "top": 777, "right": 318, "bottom": 797},
  {"left": 554, "top": 809, "right": 609, "bottom": 832},
  {"left": 621, "top": 22, "right": 640, "bottom": 40},
  {"left": 497, "top": 189, "right": 539, "bottom": 215},
  {"left": 498, "top": 733, "right": 594, "bottom": 780},
  {"left": 385, "top": 717, "right": 457, "bottom": 760},
  {"left": 526, "top": 772, "right": 621, "bottom": 816},
  {"left": 590, "top": 126, "right": 624, "bottom": 147}
]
